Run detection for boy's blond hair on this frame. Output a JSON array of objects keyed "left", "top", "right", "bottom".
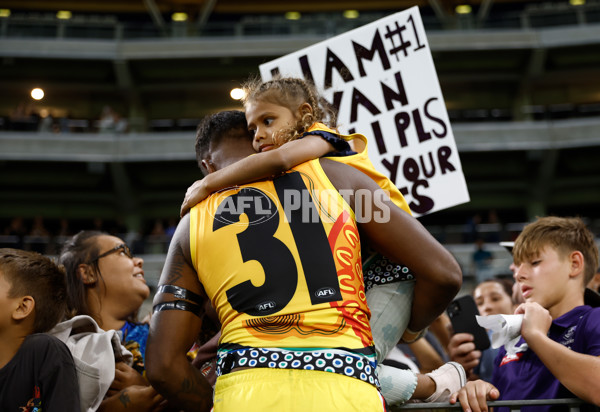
[{"left": 513, "top": 216, "right": 599, "bottom": 286}]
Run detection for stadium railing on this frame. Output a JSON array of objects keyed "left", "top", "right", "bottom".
[{"left": 392, "top": 398, "right": 595, "bottom": 411}]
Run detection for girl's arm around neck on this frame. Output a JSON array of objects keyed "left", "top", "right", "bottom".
[{"left": 181, "top": 135, "right": 333, "bottom": 216}]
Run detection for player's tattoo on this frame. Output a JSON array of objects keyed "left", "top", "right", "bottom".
[{"left": 165, "top": 244, "right": 185, "bottom": 284}]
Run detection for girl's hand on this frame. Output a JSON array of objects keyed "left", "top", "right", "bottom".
[
  {"left": 107, "top": 362, "right": 148, "bottom": 395},
  {"left": 181, "top": 179, "right": 209, "bottom": 217},
  {"left": 179, "top": 132, "right": 336, "bottom": 218}
]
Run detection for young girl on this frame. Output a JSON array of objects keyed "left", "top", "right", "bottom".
[{"left": 181, "top": 76, "right": 465, "bottom": 404}]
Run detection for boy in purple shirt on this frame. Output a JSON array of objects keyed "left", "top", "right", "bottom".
[{"left": 450, "top": 216, "right": 600, "bottom": 412}]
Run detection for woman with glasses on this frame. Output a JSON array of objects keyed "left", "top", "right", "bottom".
[{"left": 59, "top": 230, "right": 166, "bottom": 412}]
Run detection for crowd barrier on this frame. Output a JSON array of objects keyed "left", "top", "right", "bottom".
[{"left": 393, "top": 398, "right": 595, "bottom": 411}]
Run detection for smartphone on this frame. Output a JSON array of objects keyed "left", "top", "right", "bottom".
[{"left": 446, "top": 295, "right": 490, "bottom": 351}]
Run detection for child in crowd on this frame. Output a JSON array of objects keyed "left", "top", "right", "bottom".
[
  {"left": 450, "top": 216, "right": 600, "bottom": 412},
  {"left": 448, "top": 277, "right": 516, "bottom": 381},
  {"left": 0, "top": 248, "right": 80, "bottom": 410},
  {"left": 180, "top": 76, "right": 466, "bottom": 404},
  {"left": 59, "top": 231, "right": 166, "bottom": 411}
]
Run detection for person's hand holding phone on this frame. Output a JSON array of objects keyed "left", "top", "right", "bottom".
[
  {"left": 447, "top": 332, "right": 482, "bottom": 379},
  {"left": 446, "top": 295, "right": 490, "bottom": 380}
]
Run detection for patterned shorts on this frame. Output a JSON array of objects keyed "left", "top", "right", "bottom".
[
  {"left": 363, "top": 254, "right": 414, "bottom": 292},
  {"left": 216, "top": 347, "right": 380, "bottom": 389}
]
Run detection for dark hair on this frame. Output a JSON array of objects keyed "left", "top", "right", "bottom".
[
  {"left": 477, "top": 277, "right": 514, "bottom": 302},
  {"left": 0, "top": 248, "right": 68, "bottom": 333},
  {"left": 195, "top": 110, "right": 249, "bottom": 170},
  {"left": 59, "top": 230, "right": 143, "bottom": 326},
  {"left": 513, "top": 216, "right": 599, "bottom": 287},
  {"left": 242, "top": 75, "right": 338, "bottom": 145},
  {"left": 58, "top": 230, "right": 104, "bottom": 320}
]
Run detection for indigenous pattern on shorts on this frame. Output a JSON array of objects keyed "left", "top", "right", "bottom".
[
  {"left": 363, "top": 254, "right": 414, "bottom": 291},
  {"left": 216, "top": 347, "right": 380, "bottom": 389}
]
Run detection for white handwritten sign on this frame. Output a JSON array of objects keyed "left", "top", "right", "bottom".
[{"left": 260, "top": 6, "right": 469, "bottom": 216}]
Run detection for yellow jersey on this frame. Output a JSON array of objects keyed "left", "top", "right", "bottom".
[{"left": 189, "top": 159, "right": 373, "bottom": 353}]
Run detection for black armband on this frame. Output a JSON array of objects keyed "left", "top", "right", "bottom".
[
  {"left": 152, "top": 300, "right": 203, "bottom": 318},
  {"left": 157, "top": 284, "right": 204, "bottom": 306}
]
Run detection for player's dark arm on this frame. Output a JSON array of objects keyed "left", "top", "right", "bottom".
[
  {"left": 320, "top": 158, "right": 462, "bottom": 331},
  {"left": 145, "top": 213, "right": 213, "bottom": 412}
]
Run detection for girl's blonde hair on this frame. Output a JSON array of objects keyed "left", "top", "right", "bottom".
[{"left": 242, "top": 75, "right": 338, "bottom": 145}]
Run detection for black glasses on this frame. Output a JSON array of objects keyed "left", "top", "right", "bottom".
[{"left": 88, "top": 244, "right": 133, "bottom": 264}]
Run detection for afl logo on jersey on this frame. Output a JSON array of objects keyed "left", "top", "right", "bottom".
[
  {"left": 256, "top": 301, "right": 277, "bottom": 312},
  {"left": 315, "top": 287, "right": 336, "bottom": 298},
  {"left": 212, "top": 187, "right": 279, "bottom": 229}
]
